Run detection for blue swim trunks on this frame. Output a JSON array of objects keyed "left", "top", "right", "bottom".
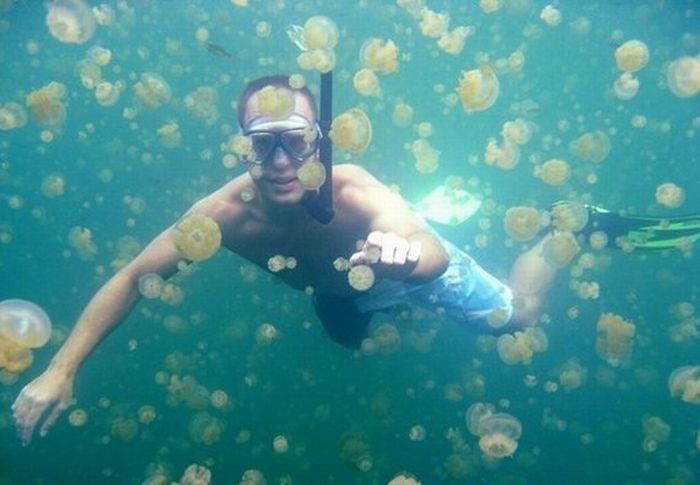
[{"left": 354, "top": 236, "right": 514, "bottom": 333}]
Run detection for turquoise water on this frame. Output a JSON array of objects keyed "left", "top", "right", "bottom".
[{"left": 1, "top": 0, "right": 699, "bottom": 483}]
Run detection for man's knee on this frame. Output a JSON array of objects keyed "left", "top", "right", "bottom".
[{"left": 312, "top": 295, "right": 372, "bottom": 349}]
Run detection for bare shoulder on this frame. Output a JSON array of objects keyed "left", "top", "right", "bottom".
[{"left": 187, "top": 174, "right": 252, "bottom": 227}]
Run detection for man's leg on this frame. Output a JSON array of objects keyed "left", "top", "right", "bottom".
[
  {"left": 312, "top": 295, "right": 373, "bottom": 349},
  {"left": 507, "top": 234, "right": 559, "bottom": 328}
]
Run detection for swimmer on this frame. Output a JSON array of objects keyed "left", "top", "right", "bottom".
[{"left": 12, "top": 75, "right": 562, "bottom": 445}]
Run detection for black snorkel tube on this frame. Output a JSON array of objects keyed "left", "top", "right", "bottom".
[{"left": 302, "top": 71, "right": 334, "bottom": 224}]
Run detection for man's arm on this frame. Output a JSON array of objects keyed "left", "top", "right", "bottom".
[
  {"left": 11, "top": 191, "right": 236, "bottom": 445},
  {"left": 339, "top": 165, "right": 450, "bottom": 284}
]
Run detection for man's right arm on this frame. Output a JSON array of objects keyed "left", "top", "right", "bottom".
[{"left": 12, "top": 220, "right": 185, "bottom": 445}]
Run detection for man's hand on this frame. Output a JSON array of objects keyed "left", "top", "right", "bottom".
[
  {"left": 349, "top": 231, "right": 422, "bottom": 267},
  {"left": 12, "top": 368, "right": 75, "bottom": 446}
]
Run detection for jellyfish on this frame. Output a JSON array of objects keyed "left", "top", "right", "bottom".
[
  {"left": 157, "top": 121, "right": 182, "bottom": 148},
  {"left": 570, "top": 130, "right": 610, "bottom": 163},
  {"left": 138, "top": 273, "right": 164, "bottom": 299},
  {"left": 110, "top": 417, "right": 139, "bottom": 441},
  {"left": 348, "top": 265, "right": 375, "bottom": 291},
  {"left": 550, "top": 201, "right": 589, "bottom": 232},
  {"left": 302, "top": 16, "right": 339, "bottom": 50},
  {"left": 255, "top": 85, "right": 295, "bottom": 119},
  {"left": 388, "top": 473, "right": 421, "bottom": 485},
  {"left": 558, "top": 358, "right": 588, "bottom": 391},
  {"left": 540, "top": 5, "right": 562, "bottom": 26},
  {"left": 411, "top": 139, "right": 440, "bottom": 174},
  {"left": 501, "top": 118, "right": 532, "bottom": 145},
  {"left": 613, "top": 72, "right": 639, "bottom": 100},
  {"left": 133, "top": 72, "right": 172, "bottom": 110},
  {"left": 596, "top": 313, "right": 636, "bottom": 367},
  {"left": 465, "top": 402, "right": 495, "bottom": 435},
  {"left": 267, "top": 255, "right": 287, "bottom": 273},
  {"left": 668, "top": 366, "right": 700, "bottom": 405},
  {"left": 273, "top": 435, "right": 289, "bottom": 454},
  {"left": 94, "top": 81, "right": 120, "bottom": 107},
  {"left": 437, "top": 26, "right": 473, "bottom": 55},
  {"left": 484, "top": 138, "right": 519, "bottom": 169},
  {"left": 655, "top": 182, "right": 685, "bottom": 209},
  {"left": 615, "top": 40, "right": 649, "bottom": 73},
  {"left": 480, "top": 0, "right": 503, "bottom": 13},
  {"left": 457, "top": 66, "right": 499, "bottom": 113},
  {"left": 392, "top": 103, "right": 413, "bottom": 127},
  {"left": 0, "top": 299, "right": 52, "bottom": 348},
  {"left": 641, "top": 415, "right": 670, "bottom": 452},
  {"left": 68, "top": 408, "right": 88, "bottom": 427},
  {"left": 329, "top": 108, "right": 372, "bottom": 152},
  {"left": 138, "top": 405, "right": 157, "bottom": 424},
  {"left": 188, "top": 412, "right": 224, "bottom": 445},
  {"left": 26, "top": 81, "right": 67, "bottom": 127},
  {"left": 666, "top": 56, "right": 700, "bottom": 98},
  {"left": 466, "top": 405, "right": 522, "bottom": 459},
  {"left": 543, "top": 232, "right": 580, "bottom": 267},
  {"left": 184, "top": 86, "right": 219, "bottom": 126},
  {"left": 419, "top": 9, "right": 449, "bottom": 38},
  {"left": 171, "top": 213, "right": 222, "bottom": 262},
  {"left": 0, "top": 336, "right": 34, "bottom": 373},
  {"left": 0, "top": 102, "right": 28, "bottom": 130},
  {"left": 178, "top": 464, "right": 211, "bottom": 485},
  {"left": 504, "top": 206, "right": 541, "bottom": 242},
  {"left": 296, "top": 161, "right": 326, "bottom": 190},
  {"left": 68, "top": 225, "right": 98, "bottom": 260},
  {"left": 353, "top": 68, "right": 381, "bottom": 97},
  {"left": 371, "top": 323, "right": 401, "bottom": 353},
  {"left": 360, "top": 38, "right": 399, "bottom": 73},
  {"left": 255, "top": 323, "right": 278, "bottom": 345},
  {"left": 41, "top": 173, "right": 66, "bottom": 198},
  {"left": 45, "top": 0, "right": 96, "bottom": 44},
  {"left": 535, "top": 159, "right": 571, "bottom": 186}
]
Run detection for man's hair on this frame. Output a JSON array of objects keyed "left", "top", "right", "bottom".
[{"left": 237, "top": 74, "right": 318, "bottom": 127}]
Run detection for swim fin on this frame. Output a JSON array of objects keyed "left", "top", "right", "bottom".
[
  {"left": 582, "top": 205, "right": 700, "bottom": 251},
  {"left": 414, "top": 185, "right": 482, "bottom": 226}
]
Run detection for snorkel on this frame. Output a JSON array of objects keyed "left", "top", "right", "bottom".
[{"left": 287, "top": 20, "right": 335, "bottom": 224}]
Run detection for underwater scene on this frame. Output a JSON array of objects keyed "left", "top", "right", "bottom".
[{"left": 1, "top": 0, "right": 699, "bottom": 483}]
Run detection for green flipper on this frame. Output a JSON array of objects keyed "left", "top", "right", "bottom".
[{"left": 583, "top": 205, "right": 700, "bottom": 251}]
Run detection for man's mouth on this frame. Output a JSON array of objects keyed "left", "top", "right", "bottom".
[{"left": 268, "top": 177, "right": 298, "bottom": 189}]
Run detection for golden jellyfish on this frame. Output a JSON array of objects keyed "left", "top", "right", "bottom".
[
  {"left": 267, "top": 254, "right": 287, "bottom": 273},
  {"left": 504, "top": 206, "right": 541, "bottom": 242},
  {"left": 302, "top": 16, "right": 339, "bottom": 50},
  {"left": 596, "top": 313, "right": 635, "bottom": 367},
  {"left": 171, "top": 213, "right": 222, "bottom": 262},
  {"left": 138, "top": 273, "right": 164, "bottom": 299},
  {"left": 480, "top": 0, "right": 503, "bottom": 14},
  {"left": 273, "top": 435, "right": 289, "bottom": 454},
  {"left": 111, "top": 417, "right": 139, "bottom": 442},
  {"left": 160, "top": 283, "right": 184, "bottom": 306},
  {"left": 392, "top": 102, "right": 414, "bottom": 127},
  {"left": 184, "top": 86, "right": 219, "bottom": 126},
  {"left": 68, "top": 408, "right": 88, "bottom": 427},
  {"left": 457, "top": 66, "right": 499, "bottom": 113},
  {"left": 419, "top": 9, "right": 449, "bottom": 38},
  {"left": 0, "top": 336, "right": 34, "bottom": 373},
  {"left": 496, "top": 327, "right": 548, "bottom": 365},
  {"left": 615, "top": 40, "right": 650, "bottom": 73},
  {"left": 256, "top": 85, "right": 295, "bottom": 118},
  {"left": 508, "top": 50, "right": 526, "bottom": 72},
  {"left": 138, "top": 405, "right": 157, "bottom": 424},
  {"left": 94, "top": 81, "right": 120, "bottom": 107},
  {"left": 297, "top": 48, "right": 336, "bottom": 74},
  {"left": 668, "top": 366, "right": 700, "bottom": 405},
  {"left": 558, "top": 358, "right": 588, "bottom": 391},
  {"left": 210, "top": 389, "right": 230, "bottom": 410},
  {"left": 178, "top": 464, "right": 211, "bottom": 485},
  {"left": 329, "top": 108, "right": 372, "bottom": 152},
  {"left": 543, "top": 231, "right": 580, "bottom": 267},
  {"left": 68, "top": 225, "right": 97, "bottom": 260},
  {"left": 371, "top": 322, "right": 401, "bottom": 354},
  {"left": 437, "top": 26, "right": 473, "bottom": 56},
  {"left": 0, "top": 102, "right": 28, "bottom": 130},
  {"left": 641, "top": 415, "right": 670, "bottom": 452},
  {"left": 466, "top": 403, "right": 523, "bottom": 459},
  {"left": 87, "top": 45, "right": 111, "bottom": 66},
  {"left": 655, "top": 182, "right": 685, "bottom": 208},
  {"left": 360, "top": 38, "right": 399, "bottom": 73},
  {"left": 666, "top": 56, "right": 700, "bottom": 98},
  {"left": 501, "top": 118, "right": 532, "bottom": 145},
  {"left": 157, "top": 121, "right": 182, "bottom": 148},
  {"left": 613, "top": 72, "right": 639, "bottom": 100},
  {"left": 188, "top": 412, "right": 225, "bottom": 446},
  {"left": 551, "top": 201, "right": 589, "bottom": 232},
  {"left": 484, "top": 138, "right": 519, "bottom": 169},
  {"left": 348, "top": 264, "right": 375, "bottom": 291},
  {"left": 77, "top": 59, "right": 102, "bottom": 90},
  {"left": 45, "top": 0, "right": 96, "bottom": 44},
  {"left": 535, "top": 159, "right": 571, "bottom": 186},
  {"left": 353, "top": 68, "right": 381, "bottom": 97},
  {"left": 0, "top": 299, "right": 51, "bottom": 348},
  {"left": 26, "top": 81, "right": 67, "bottom": 127},
  {"left": 388, "top": 473, "right": 421, "bottom": 485},
  {"left": 411, "top": 139, "right": 440, "bottom": 174},
  {"left": 288, "top": 73, "right": 306, "bottom": 89},
  {"left": 540, "top": 5, "right": 562, "bottom": 27},
  {"left": 41, "top": 173, "right": 66, "bottom": 198},
  {"left": 465, "top": 401, "right": 495, "bottom": 435},
  {"left": 255, "top": 322, "right": 278, "bottom": 345},
  {"left": 133, "top": 72, "right": 172, "bottom": 109},
  {"left": 296, "top": 160, "right": 326, "bottom": 190},
  {"left": 570, "top": 130, "right": 610, "bottom": 163}
]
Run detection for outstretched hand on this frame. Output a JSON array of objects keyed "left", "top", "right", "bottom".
[
  {"left": 12, "top": 369, "right": 74, "bottom": 446},
  {"left": 349, "top": 230, "right": 422, "bottom": 268}
]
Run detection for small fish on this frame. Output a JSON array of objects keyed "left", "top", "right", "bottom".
[{"left": 203, "top": 41, "right": 234, "bottom": 60}]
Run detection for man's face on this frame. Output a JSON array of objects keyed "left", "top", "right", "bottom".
[{"left": 242, "top": 89, "right": 318, "bottom": 206}]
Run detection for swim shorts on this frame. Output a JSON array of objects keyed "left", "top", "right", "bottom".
[{"left": 354, "top": 235, "right": 514, "bottom": 333}]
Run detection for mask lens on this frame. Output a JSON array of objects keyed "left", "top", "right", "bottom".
[
  {"left": 249, "top": 132, "right": 277, "bottom": 162},
  {"left": 281, "top": 129, "right": 316, "bottom": 161}
]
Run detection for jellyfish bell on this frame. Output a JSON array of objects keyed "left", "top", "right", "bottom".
[
  {"left": 504, "top": 206, "right": 541, "bottom": 242},
  {"left": 348, "top": 265, "right": 375, "bottom": 291},
  {"left": 302, "top": 16, "right": 339, "bottom": 50},
  {"left": 296, "top": 160, "right": 326, "bottom": 190},
  {"left": 615, "top": 40, "right": 650, "bottom": 73},
  {"left": 329, "top": 108, "right": 372, "bottom": 153},
  {"left": 0, "top": 299, "right": 52, "bottom": 348},
  {"left": 666, "top": 56, "right": 700, "bottom": 98},
  {"left": 45, "top": 0, "right": 96, "bottom": 44},
  {"left": 170, "top": 213, "right": 222, "bottom": 262},
  {"left": 457, "top": 66, "right": 500, "bottom": 113},
  {"left": 465, "top": 402, "right": 495, "bottom": 435}
]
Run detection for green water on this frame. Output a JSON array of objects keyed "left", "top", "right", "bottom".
[{"left": 1, "top": 0, "right": 699, "bottom": 483}]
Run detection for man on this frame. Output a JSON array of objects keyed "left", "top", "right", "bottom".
[{"left": 12, "top": 75, "right": 557, "bottom": 445}]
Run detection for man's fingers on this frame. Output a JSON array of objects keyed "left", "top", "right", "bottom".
[
  {"left": 39, "top": 401, "right": 67, "bottom": 437},
  {"left": 407, "top": 240, "right": 422, "bottom": 263},
  {"left": 349, "top": 251, "right": 368, "bottom": 266},
  {"left": 392, "top": 237, "right": 410, "bottom": 265}
]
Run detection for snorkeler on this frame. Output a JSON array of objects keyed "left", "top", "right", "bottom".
[{"left": 12, "top": 74, "right": 569, "bottom": 446}]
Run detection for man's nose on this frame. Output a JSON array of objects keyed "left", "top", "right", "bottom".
[{"left": 269, "top": 146, "right": 293, "bottom": 168}]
